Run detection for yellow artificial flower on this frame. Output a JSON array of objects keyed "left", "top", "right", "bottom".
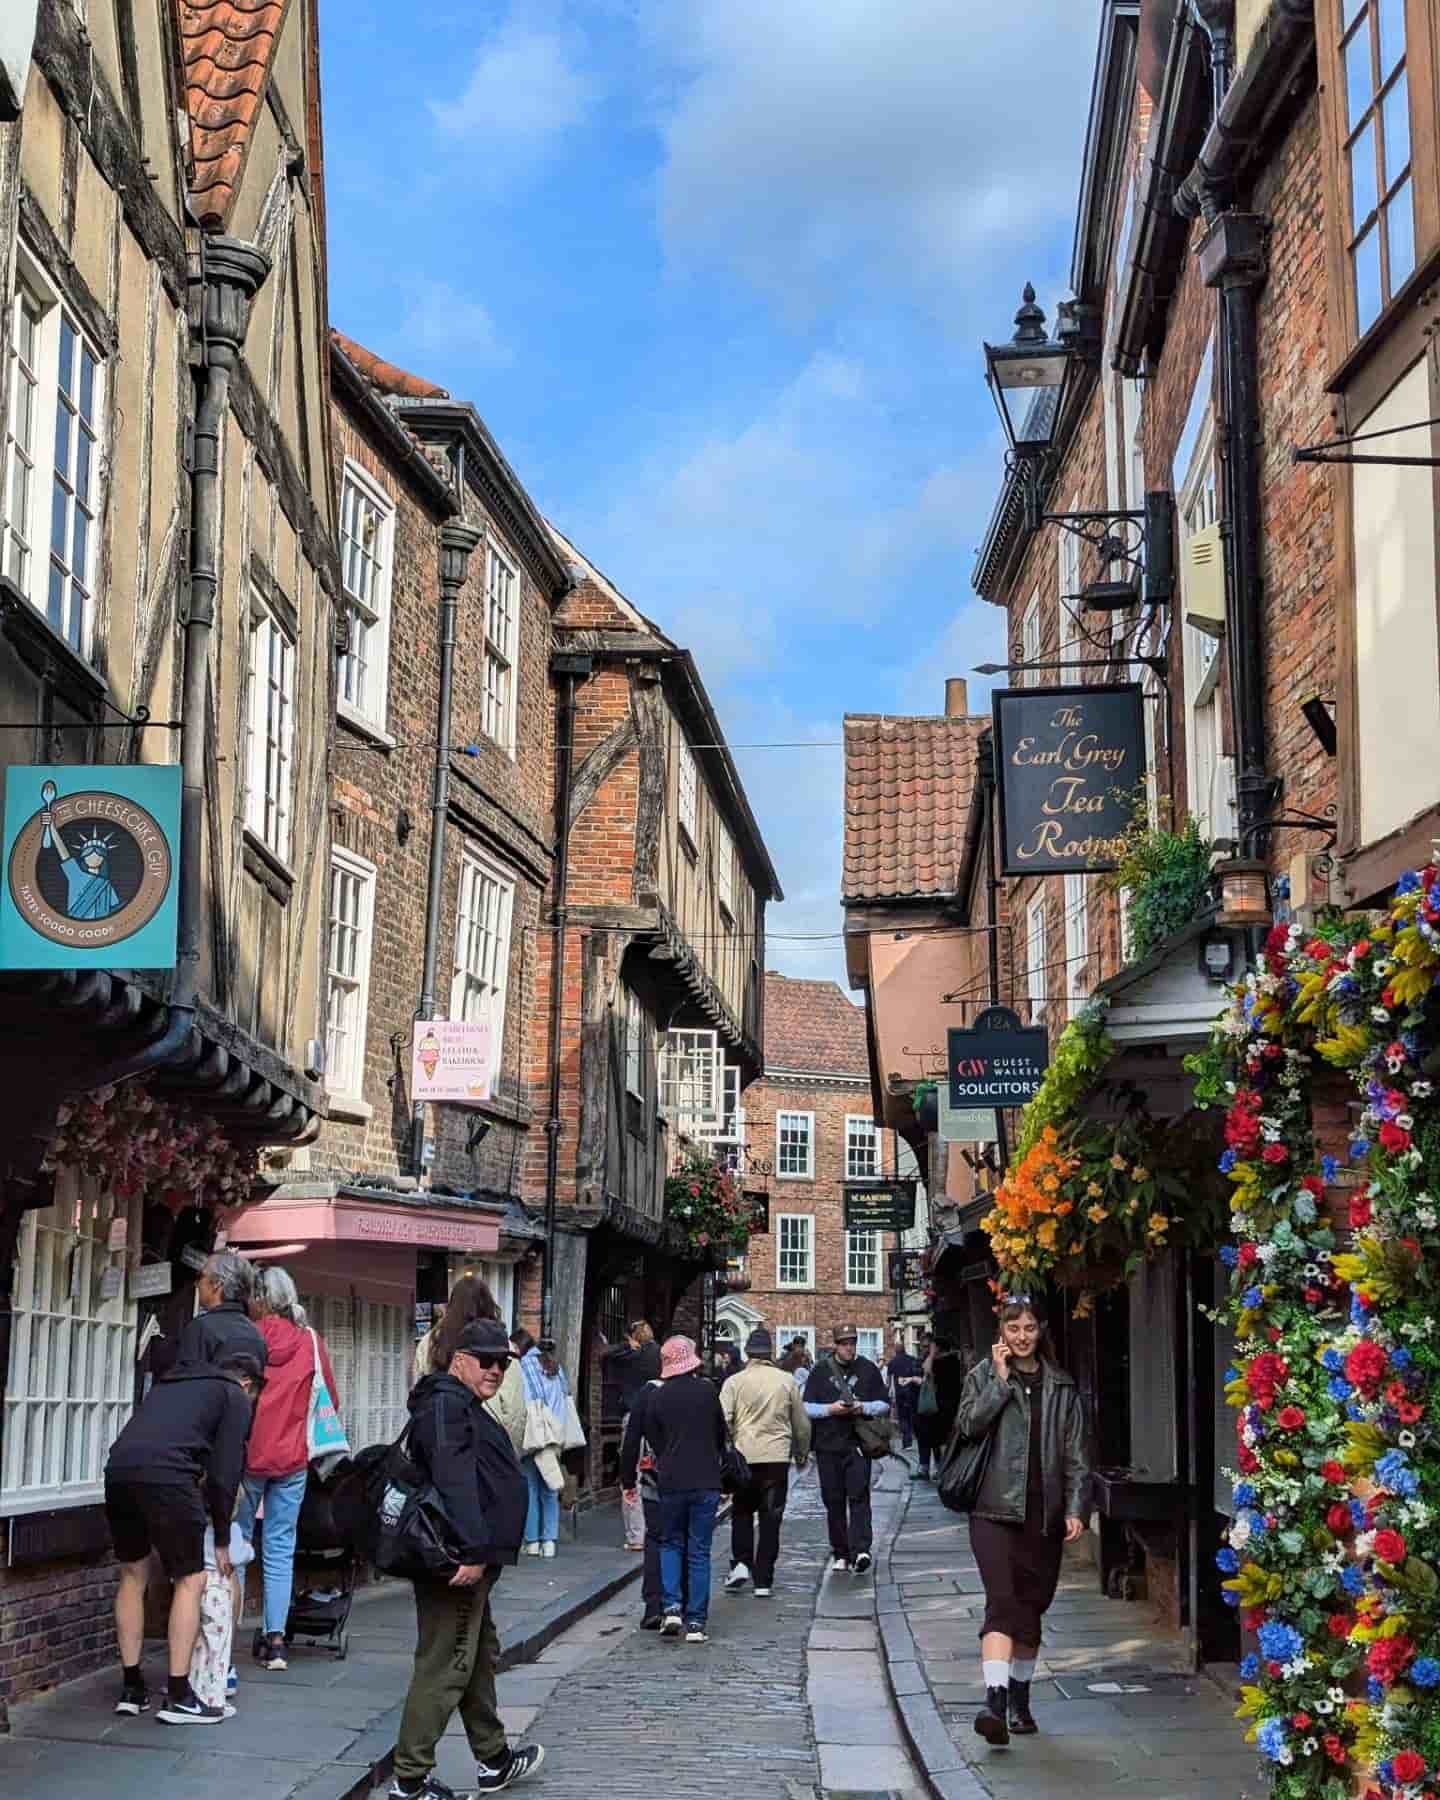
[
  {"left": 1110, "top": 1154, "right": 1127, "bottom": 1171},
  {"left": 1087, "top": 1204, "right": 1107, "bottom": 1223},
  {"left": 1132, "top": 1165, "right": 1149, "bottom": 1182}
]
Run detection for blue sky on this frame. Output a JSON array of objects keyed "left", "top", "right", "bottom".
[{"left": 321, "top": 1, "right": 1101, "bottom": 988}]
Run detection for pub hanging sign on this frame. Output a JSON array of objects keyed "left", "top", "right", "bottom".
[{"left": 992, "top": 683, "right": 1145, "bottom": 875}]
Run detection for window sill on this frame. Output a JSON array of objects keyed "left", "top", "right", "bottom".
[
  {"left": 243, "top": 830, "right": 296, "bottom": 906},
  {"left": 0, "top": 576, "right": 107, "bottom": 716},
  {"left": 337, "top": 702, "right": 396, "bottom": 750},
  {"left": 775, "top": 1172, "right": 813, "bottom": 1181},
  {"left": 776, "top": 1282, "right": 815, "bottom": 1293},
  {"left": 326, "top": 1094, "right": 373, "bottom": 1124}
]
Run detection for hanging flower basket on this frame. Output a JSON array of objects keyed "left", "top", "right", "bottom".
[
  {"left": 1051, "top": 1253, "right": 1129, "bottom": 1293},
  {"left": 664, "top": 1149, "right": 752, "bottom": 1259}
]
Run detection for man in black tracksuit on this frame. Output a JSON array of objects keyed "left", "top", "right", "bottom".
[
  {"left": 804, "top": 1324, "right": 890, "bottom": 1573},
  {"left": 390, "top": 1319, "right": 543, "bottom": 1798},
  {"left": 104, "top": 1352, "right": 261, "bottom": 1722}
]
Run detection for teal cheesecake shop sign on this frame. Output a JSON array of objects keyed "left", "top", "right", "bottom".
[{"left": 0, "top": 765, "right": 181, "bottom": 970}]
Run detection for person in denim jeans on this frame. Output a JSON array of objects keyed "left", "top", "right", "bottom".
[
  {"left": 621, "top": 1335, "right": 724, "bottom": 1643},
  {"left": 237, "top": 1268, "right": 342, "bottom": 1670}
]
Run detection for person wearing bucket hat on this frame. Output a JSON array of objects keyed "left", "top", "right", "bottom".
[
  {"left": 620, "top": 1335, "right": 725, "bottom": 1642},
  {"left": 721, "top": 1327, "right": 811, "bottom": 1595},
  {"left": 804, "top": 1324, "right": 890, "bottom": 1574}
]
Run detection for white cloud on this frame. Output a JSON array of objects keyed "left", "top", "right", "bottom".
[
  {"left": 397, "top": 280, "right": 511, "bottom": 367},
  {"left": 430, "top": 9, "right": 593, "bottom": 153},
  {"left": 644, "top": 0, "right": 1096, "bottom": 322}
]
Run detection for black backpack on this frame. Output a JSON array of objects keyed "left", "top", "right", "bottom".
[{"left": 366, "top": 1420, "right": 467, "bottom": 1578}]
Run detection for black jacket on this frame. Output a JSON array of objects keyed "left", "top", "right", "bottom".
[
  {"left": 804, "top": 1353, "right": 888, "bottom": 1455},
  {"left": 602, "top": 1339, "right": 662, "bottom": 1413},
  {"left": 955, "top": 1358, "right": 1089, "bottom": 1535},
  {"left": 619, "top": 1372, "right": 724, "bottom": 1494},
  {"left": 175, "top": 1301, "right": 268, "bottom": 1371},
  {"left": 105, "top": 1366, "right": 253, "bottom": 1535},
  {"left": 408, "top": 1372, "right": 527, "bottom": 1567}
]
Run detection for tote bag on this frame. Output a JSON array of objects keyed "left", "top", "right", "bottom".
[{"left": 307, "top": 1329, "right": 352, "bottom": 1466}]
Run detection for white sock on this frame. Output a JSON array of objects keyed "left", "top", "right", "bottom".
[
  {"left": 1010, "top": 1657, "right": 1036, "bottom": 1682},
  {"left": 982, "top": 1659, "right": 1010, "bottom": 1688}
]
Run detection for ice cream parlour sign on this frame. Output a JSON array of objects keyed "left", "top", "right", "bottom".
[
  {"left": 992, "top": 684, "right": 1145, "bottom": 876},
  {"left": 411, "top": 1018, "right": 494, "bottom": 1107},
  {"left": 0, "top": 765, "right": 180, "bottom": 969}
]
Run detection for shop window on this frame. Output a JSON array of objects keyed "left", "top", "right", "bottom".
[
  {"left": 845, "top": 1115, "right": 879, "bottom": 1180},
  {"left": 0, "top": 250, "right": 105, "bottom": 659},
  {"left": 337, "top": 461, "right": 395, "bottom": 736},
  {"left": 846, "top": 1228, "right": 882, "bottom": 1291},
  {"left": 776, "top": 1323, "right": 816, "bottom": 1357},
  {"left": 325, "top": 847, "right": 376, "bottom": 1100},
  {"left": 2, "top": 1176, "right": 140, "bottom": 1514},
  {"left": 246, "top": 597, "right": 296, "bottom": 863},
  {"left": 776, "top": 1214, "right": 814, "bottom": 1288},
  {"left": 302, "top": 1292, "right": 408, "bottom": 1451},
  {"left": 451, "top": 846, "right": 514, "bottom": 1063},
  {"left": 483, "top": 540, "right": 519, "bottom": 753},
  {"left": 776, "top": 1110, "right": 815, "bottom": 1179},
  {"left": 857, "top": 1327, "right": 885, "bottom": 1363}
]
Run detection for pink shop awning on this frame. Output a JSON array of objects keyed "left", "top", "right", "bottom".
[{"left": 226, "top": 1185, "right": 501, "bottom": 1257}]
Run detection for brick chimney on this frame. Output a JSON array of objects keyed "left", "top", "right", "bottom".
[{"left": 944, "top": 677, "right": 969, "bottom": 718}]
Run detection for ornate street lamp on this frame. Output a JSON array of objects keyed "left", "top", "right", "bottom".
[{"left": 983, "top": 284, "right": 1080, "bottom": 464}]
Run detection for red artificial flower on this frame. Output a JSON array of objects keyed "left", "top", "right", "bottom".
[
  {"left": 1263, "top": 1042, "right": 1283, "bottom": 1060},
  {"left": 1399, "top": 1399, "right": 1425, "bottom": 1424},
  {"left": 1323, "top": 1733, "right": 1347, "bottom": 1765},
  {"left": 1242, "top": 1605, "right": 1266, "bottom": 1633},
  {"left": 1262, "top": 1142, "right": 1289, "bottom": 1164},
  {"left": 1267, "top": 1327, "right": 1284, "bottom": 1343},
  {"left": 1238, "top": 1243, "right": 1259, "bottom": 1268},
  {"left": 1277, "top": 1405, "right": 1306, "bottom": 1431},
  {"left": 1350, "top": 1189, "right": 1374, "bottom": 1228},
  {"left": 1292, "top": 1712, "right": 1313, "bottom": 1730},
  {"left": 1266, "top": 1660, "right": 1283, "bottom": 1679},
  {"left": 1238, "top": 1445, "right": 1260, "bottom": 1474},
  {"left": 1382, "top": 988, "right": 1396, "bottom": 1010},
  {"left": 1354, "top": 939, "right": 1372, "bottom": 958},
  {"left": 1305, "top": 938, "right": 1332, "bottom": 963},
  {"left": 1346, "top": 1339, "right": 1389, "bottom": 1398},
  {"left": 1367, "top": 1634, "right": 1415, "bottom": 1684},
  {"left": 1392, "top": 1750, "right": 1427, "bottom": 1784},
  {"left": 1304, "top": 1286, "right": 1323, "bottom": 1304},
  {"left": 1373, "top": 1529, "right": 1407, "bottom": 1565},
  {"left": 1387, "top": 1381, "right": 1410, "bottom": 1406},
  {"left": 1302, "top": 1174, "right": 1325, "bottom": 1199},
  {"left": 1326, "top": 1611, "right": 1354, "bottom": 1638},
  {"left": 1327, "top": 1503, "right": 1355, "bottom": 1536},
  {"left": 1321, "top": 1460, "right": 1346, "bottom": 1486},
  {"left": 1385, "top": 1119, "right": 1417, "bottom": 1152}
]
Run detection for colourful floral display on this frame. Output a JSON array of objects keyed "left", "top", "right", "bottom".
[
  {"left": 1190, "top": 867, "right": 1440, "bottom": 1798},
  {"left": 45, "top": 1080, "right": 259, "bottom": 1211},
  {"left": 664, "top": 1148, "right": 751, "bottom": 1258}
]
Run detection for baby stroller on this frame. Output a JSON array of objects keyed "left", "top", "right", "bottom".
[{"left": 251, "top": 1461, "right": 357, "bottom": 1662}]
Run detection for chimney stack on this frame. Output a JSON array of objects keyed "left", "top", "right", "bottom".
[{"left": 944, "top": 677, "right": 969, "bottom": 718}]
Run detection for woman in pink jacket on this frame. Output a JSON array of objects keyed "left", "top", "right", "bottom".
[{"left": 236, "top": 1267, "right": 341, "bottom": 1672}]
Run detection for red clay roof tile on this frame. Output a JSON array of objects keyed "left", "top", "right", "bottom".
[
  {"left": 331, "top": 329, "right": 449, "bottom": 401},
  {"left": 176, "top": 0, "right": 287, "bottom": 228},
  {"left": 764, "top": 972, "right": 868, "bottom": 1075},
  {"left": 841, "top": 713, "right": 986, "bottom": 903}
]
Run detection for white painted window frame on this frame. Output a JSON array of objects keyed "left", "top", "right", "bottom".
[
  {"left": 1020, "top": 588, "right": 1042, "bottom": 686},
  {"left": 449, "top": 844, "right": 515, "bottom": 1067},
  {"left": 775, "top": 1213, "right": 815, "bottom": 1290},
  {"left": 716, "top": 823, "right": 735, "bottom": 919},
  {"left": 482, "top": 537, "right": 520, "bottom": 755},
  {"left": 1063, "top": 872, "right": 1090, "bottom": 1014},
  {"left": 337, "top": 458, "right": 395, "bottom": 738},
  {"left": 856, "top": 1327, "right": 885, "bottom": 1364},
  {"left": 846, "top": 1228, "right": 883, "bottom": 1292},
  {"left": 325, "top": 846, "right": 377, "bottom": 1101},
  {"left": 677, "top": 737, "right": 698, "bottom": 842},
  {"left": 775, "top": 1109, "right": 815, "bottom": 1179},
  {"left": 245, "top": 594, "right": 296, "bottom": 864},
  {"left": 776, "top": 1324, "right": 816, "bottom": 1358},
  {"left": 1026, "top": 893, "right": 1047, "bottom": 1022},
  {"left": 845, "top": 1114, "right": 880, "bottom": 1181}
]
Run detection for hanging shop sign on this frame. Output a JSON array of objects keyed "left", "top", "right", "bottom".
[
  {"left": 843, "top": 1180, "right": 918, "bottom": 1232},
  {"left": 991, "top": 684, "right": 1145, "bottom": 875},
  {"left": 937, "top": 1085, "right": 998, "bottom": 1144},
  {"left": 0, "top": 765, "right": 180, "bottom": 969},
  {"left": 130, "top": 1262, "right": 174, "bottom": 1299},
  {"left": 411, "top": 1018, "right": 494, "bottom": 1106},
  {"left": 948, "top": 1006, "right": 1049, "bottom": 1108},
  {"left": 888, "top": 1249, "right": 926, "bottom": 1290}
]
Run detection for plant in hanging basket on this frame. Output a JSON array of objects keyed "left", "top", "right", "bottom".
[{"left": 664, "top": 1149, "right": 751, "bottom": 1259}]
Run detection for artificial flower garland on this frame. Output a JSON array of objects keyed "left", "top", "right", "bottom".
[
  {"left": 45, "top": 1080, "right": 259, "bottom": 1211},
  {"left": 1191, "top": 866, "right": 1440, "bottom": 1799}
]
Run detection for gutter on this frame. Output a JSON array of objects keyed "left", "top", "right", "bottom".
[{"left": 330, "top": 344, "right": 458, "bottom": 518}]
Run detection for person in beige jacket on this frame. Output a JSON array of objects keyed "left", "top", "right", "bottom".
[
  {"left": 411, "top": 1276, "right": 526, "bottom": 1454},
  {"left": 720, "top": 1327, "right": 812, "bottom": 1596}
]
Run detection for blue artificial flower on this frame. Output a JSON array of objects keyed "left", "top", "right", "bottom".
[
  {"left": 1376, "top": 1450, "right": 1421, "bottom": 1498},
  {"left": 1350, "top": 1499, "right": 1368, "bottom": 1529},
  {"left": 1391, "top": 1347, "right": 1413, "bottom": 1370},
  {"left": 1347, "top": 1402, "right": 1366, "bottom": 1421},
  {"left": 1216, "top": 1547, "right": 1240, "bottom": 1574},
  {"left": 1222, "top": 1587, "right": 1240, "bottom": 1607},
  {"left": 1233, "top": 1483, "right": 1257, "bottom": 1508},
  {"left": 1219, "top": 1148, "right": 1238, "bottom": 1175},
  {"left": 1341, "top": 1564, "right": 1366, "bottom": 1596},
  {"left": 1350, "top": 1137, "right": 1371, "bottom": 1160},
  {"left": 1256, "top": 1718, "right": 1290, "bottom": 1763},
  {"left": 1220, "top": 1245, "right": 1239, "bottom": 1267},
  {"left": 1240, "top": 1653, "right": 1259, "bottom": 1680},
  {"left": 1328, "top": 1376, "right": 1354, "bottom": 1402},
  {"left": 1321, "top": 1155, "right": 1340, "bottom": 1183},
  {"left": 1411, "top": 1657, "right": 1440, "bottom": 1689},
  {"left": 1237, "top": 1508, "right": 1267, "bottom": 1544},
  {"left": 1397, "top": 870, "right": 1422, "bottom": 896},
  {"left": 1351, "top": 1295, "right": 1371, "bottom": 1329},
  {"left": 1368, "top": 1676, "right": 1385, "bottom": 1705},
  {"left": 1322, "top": 1349, "right": 1345, "bottom": 1373},
  {"left": 1243, "top": 1286, "right": 1265, "bottom": 1309},
  {"left": 1379, "top": 1760, "right": 1396, "bottom": 1788},
  {"left": 1257, "top": 1621, "right": 1304, "bottom": 1664}
]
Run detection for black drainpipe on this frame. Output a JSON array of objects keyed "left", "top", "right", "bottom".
[
  {"left": 410, "top": 488, "right": 483, "bottom": 1177},
  {"left": 541, "top": 653, "right": 592, "bottom": 1343},
  {"left": 978, "top": 734, "right": 1010, "bottom": 1177}
]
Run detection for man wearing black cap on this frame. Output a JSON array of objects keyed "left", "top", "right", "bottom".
[
  {"left": 720, "top": 1327, "right": 812, "bottom": 1595},
  {"left": 390, "top": 1319, "right": 543, "bottom": 1797},
  {"left": 104, "top": 1349, "right": 263, "bottom": 1722},
  {"left": 803, "top": 1325, "right": 890, "bottom": 1573}
]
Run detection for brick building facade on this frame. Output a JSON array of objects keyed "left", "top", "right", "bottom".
[{"left": 720, "top": 974, "right": 903, "bottom": 1363}]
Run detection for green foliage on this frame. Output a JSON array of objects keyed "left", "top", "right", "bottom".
[
  {"left": 1014, "top": 997, "right": 1113, "bottom": 1158},
  {"left": 1114, "top": 812, "right": 1215, "bottom": 965}
]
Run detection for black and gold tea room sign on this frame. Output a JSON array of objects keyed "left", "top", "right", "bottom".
[{"left": 992, "top": 684, "right": 1146, "bottom": 876}]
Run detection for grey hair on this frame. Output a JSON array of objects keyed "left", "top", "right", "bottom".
[
  {"left": 204, "top": 1250, "right": 256, "bottom": 1306},
  {"left": 254, "top": 1264, "right": 306, "bottom": 1327}
]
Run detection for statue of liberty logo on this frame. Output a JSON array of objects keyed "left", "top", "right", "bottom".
[{"left": 39, "top": 780, "right": 124, "bottom": 920}]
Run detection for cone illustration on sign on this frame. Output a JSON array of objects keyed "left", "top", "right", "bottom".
[
  {"left": 418, "top": 1027, "right": 441, "bottom": 1081},
  {"left": 410, "top": 1018, "right": 493, "bottom": 1105}
]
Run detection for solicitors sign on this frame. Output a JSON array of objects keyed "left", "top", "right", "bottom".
[
  {"left": 992, "top": 684, "right": 1145, "bottom": 875},
  {"left": 0, "top": 765, "right": 180, "bottom": 969},
  {"left": 948, "top": 1007, "right": 1049, "bottom": 1109}
]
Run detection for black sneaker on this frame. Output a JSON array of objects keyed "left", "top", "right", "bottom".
[
  {"left": 114, "top": 1684, "right": 148, "bottom": 1716},
  {"left": 660, "top": 1614, "right": 683, "bottom": 1636},
  {"left": 852, "top": 1550, "right": 873, "bottom": 1574},
  {"left": 156, "top": 1686, "right": 225, "bottom": 1725},
  {"left": 386, "top": 1778, "right": 461, "bottom": 1800},
  {"left": 474, "top": 1744, "right": 545, "bottom": 1790},
  {"left": 640, "top": 1613, "right": 663, "bottom": 1631}
]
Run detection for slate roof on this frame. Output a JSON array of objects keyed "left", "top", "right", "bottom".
[
  {"left": 764, "top": 972, "right": 868, "bottom": 1077},
  {"left": 177, "top": 1, "right": 288, "bottom": 228},
  {"left": 842, "top": 713, "right": 986, "bottom": 903}
]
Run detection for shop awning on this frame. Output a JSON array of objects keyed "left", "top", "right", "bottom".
[{"left": 227, "top": 1182, "right": 502, "bottom": 1257}]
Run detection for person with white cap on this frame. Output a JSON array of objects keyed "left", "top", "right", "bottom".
[
  {"left": 619, "top": 1334, "right": 724, "bottom": 1644},
  {"left": 720, "top": 1327, "right": 811, "bottom": 1596}
]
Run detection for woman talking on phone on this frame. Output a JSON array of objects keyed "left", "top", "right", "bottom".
[{"left": 953, "top": 1296, "right": 1089, "bottom": 1747}]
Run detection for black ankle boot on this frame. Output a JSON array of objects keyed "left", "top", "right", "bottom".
[
  {"left": 974, "top": 1685, "right": 1010, "bottom": 1746},
  {"left": 1008, "top": 1678, "right": 1037, "bottom": 1734}
]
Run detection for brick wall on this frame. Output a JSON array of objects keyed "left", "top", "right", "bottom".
[{"left": 0, "top": 1543, "right": 120, "bottom": 1705}]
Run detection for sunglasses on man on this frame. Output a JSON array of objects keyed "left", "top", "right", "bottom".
[{"left": 468, "top": 1352, "right": 512, "bottom": 1371}]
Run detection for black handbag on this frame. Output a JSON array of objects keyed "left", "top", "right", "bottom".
[
  {"left": 720, "top": 1443, "right": 752, "bottom": 1495},
  {"left": 937, "top": 1423, "right": 995, "bottom": 1514},
  {"left": 370, "top": 1421, "right": 468, "bottom": 1577}
]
